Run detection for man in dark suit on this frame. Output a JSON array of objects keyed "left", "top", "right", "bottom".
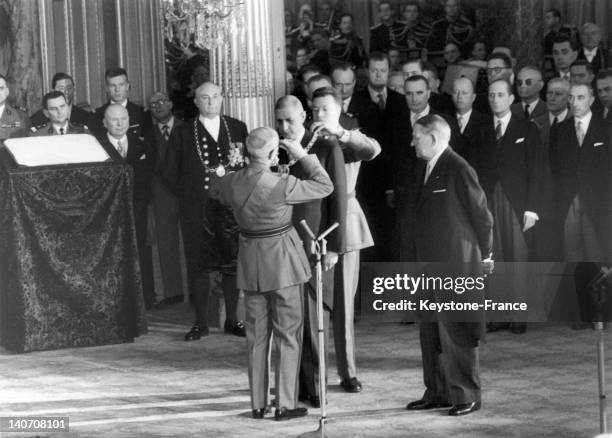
[
  {"left": 451, "top": 76, "right": 488, "bottom": 168},
  {"left": 162, "top": 82, "right": 248, "bottom": 340},
  {"left": 549, "top": 83, "right": 610, "bottom": 328},
  {"left": 369, "top": 1, "right": 405, "bottom": 54},
  {"left": 30, "top": 91, "right": 89, "bottom": 136},
  {"left": 479, "top": 79, "right": 542, "bottom": 334},
  {"left": 275, "top": 95, "right": 347, "bottom": 409},
  {"left": 577, "top": 23, "right": 609, "bottom": 75},
  {"left": 473, "top": 52, "right": 515, "bottom": 115},
  {"left": 551, "top": 35, "right": 578, "bottom": 82},
  {"left": 511, "top": 67, "right": 546, "bottom": 121},
  {"left": 392, "top": 74, "right": 463, "bottom": 261},
  {"left": 595, "top": 68, "right": 612, "bottom": 122},
  {"left": 355, "top": 52, "right": 406, "bottom": 260},
  {"left": 30, "top": 72, "right": 91, "bottom": 129},
  {"left": 405, "top": 114, "right": 493, "bottom": 416},
  {"left": 142, "top": 92, "right": 184, "bottom": 305},
  {"left": 531, "top": 78, "right": 571, "bottom": 260},
  {"left": 90, "top": 67, "right": 146, "bottom": 138},
  {"left": 96, "top": 104, "right": 154, "bottom": 308}
]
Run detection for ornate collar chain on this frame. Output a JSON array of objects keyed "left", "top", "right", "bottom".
[
  {"left": 193, "top": 116, "right": 234, "bottom": 176},
  {"left": 288, "top": 131, "right": 318, "bottom": 167}
]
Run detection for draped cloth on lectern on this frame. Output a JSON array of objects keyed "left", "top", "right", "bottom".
[{"left": 0, "top": 153, "right": 147, "bottom": 352}]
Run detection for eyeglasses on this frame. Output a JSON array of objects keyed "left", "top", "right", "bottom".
[
  {"left": 516, "top": 78, "right": 538, "bottom": 86},
  {"left": 486, "top": 67, "right": 507, "bottom": 75},
  {"left": 150, "top": 99, "right": 170, "bottom": 108}
]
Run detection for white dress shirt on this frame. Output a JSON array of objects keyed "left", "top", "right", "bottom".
[
  {"left": 343, "top": 96, "right": 353, "bottom": 113},
  {"left": 549, "top": 108, "right": 568, "bottom": 125},
  {"left": 574, "top": 111, "right": 593, "bottom": 143},
  {"left": 53, "top": 121, "right": 69, "bottom": 135},
  {"left": 368, "top": 86, "right": 387, "bottom": 106},
  {"left": 456, "top": 109, "right": 472, "bottom": 134},
  {"left": 157, "top": 116, "right": 175, "bottom": 134},
  {"left": 493, "top": 111, "right": 512, "bottom": 137},
  {"left": 583, "top": 47, "right": 598, "bottom": 63},
  {"left": 410, "top": 104, "right": 431, "bottom": 127},
  {"left": 107, "top": 133, "right": 128, "bottom": 158},
  {"left": 199, "top": 115, "right": 220, "bottom": 141},
  {"left": 424, "top": 145, "right": 448, "bottom": 183}
]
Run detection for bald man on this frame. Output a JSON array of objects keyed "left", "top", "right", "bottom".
[
  {"left": 211, "top": 126, "right": 333, "bottom": 420},
  {"left": 143, "top": 92, "right": 185, "bottom": 305},
  {"left": 162, "top": 82, "right": 248, "bottom": 340},
  {"left": 96, "top": 104, "right": 154, "bottom": 307}
]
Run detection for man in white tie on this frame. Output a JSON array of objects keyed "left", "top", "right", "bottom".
[
  {"left": 552, "top": 35, "right": 578, "bottom": 81},
  {"left": 511, "top": 67, "right": 546, "bottom": 121},
  {"left": 97, "top": 104, "right": 154, "bottom": 308},
  {"left": 578, "top": 23, "right": 609, "bottom": 74}
]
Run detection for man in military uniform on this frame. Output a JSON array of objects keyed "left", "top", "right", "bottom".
[
  {"left": 0, "top": 74, "right": 30, "bottom": 141},
  {"left": 427, "top": 0, "right": 475, "bottom": 57},
  {"left": 30, "top": 91, "right": 88, "bottom": 136},
  {"left": 329, "top": 13, "right": 365, "bottom": 68},
  {"left": 369, "top": 1, "right": 405, "bottom": 54},
  {"left": 211, "top": 126, "right": 333, "bottom": 421},
  {"left": 90, "top": 67, "right": 146, "bottom": 138},
  {"left": 30, "top": 72, "right": 91, "bottom": 129}
]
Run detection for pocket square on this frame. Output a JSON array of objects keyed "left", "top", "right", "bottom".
[
  {"left": 515, "top": 137, "right": 525, "bottom": 143},
  {"left": 594, "top": 142, "right": 604, "bottom": 147},
  {"left": 433, "top": 189, "right": 447, "bottom": 193},
  {"left": 139, "top": 153, "right": 147, "bottom": 160}
]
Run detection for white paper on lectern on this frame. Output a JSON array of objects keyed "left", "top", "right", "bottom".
[{"left": 4, "top": 134, "right": 111, "bottom": 166}]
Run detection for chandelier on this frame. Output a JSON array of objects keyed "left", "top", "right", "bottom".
[{"left": 163, "top": 0, "right": 246, "bottom": 50}]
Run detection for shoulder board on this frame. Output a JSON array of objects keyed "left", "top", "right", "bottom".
[
  {"left": 370, "top": 23, "right": 382, "bottom": 30},
  {"left": 30, "top": 123, "right": 48, "bottom": 132},
  {"left": 395, "top": 20, "right": 407, "bottom": 26}
]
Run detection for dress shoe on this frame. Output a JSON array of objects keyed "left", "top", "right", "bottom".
[
  {"left": 298, "top": 393, "right": 321, "bottom": 408},
  {"left": 275, "top": 407, "right": 308, "bottom": 421},
  {"left": 340, "top": 377, "right": 362, "bottom": 393},
  {"left": 224, "top": 320, "right": 246, "bottom": 337},
  {"left": 252, "top": 408, "right": 267, "bottom": 419},
  {"left": 448, "top": 401, "right": 481, "bottom": 416},
  {"left": 406, "top": 399, "right": 452, "bottom": 410},
  {"left": 184, "top": 325, "right": 209, "bottom": 341},
  {"left": 486, "top": 322, "right": 510, "bottom": 333},
  {"left": 510, "top": 322, "right": 527, "bottom": 334}
]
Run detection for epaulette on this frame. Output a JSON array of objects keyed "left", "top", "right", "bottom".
[
  {"left": 370, "top": 23, "right": 382, "bottom": 30},
  {"left": 30, "top": 123, "right": 48, "bottom": 133}
]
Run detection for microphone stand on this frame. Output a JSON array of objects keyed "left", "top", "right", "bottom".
[
  {"left": 587, "top": 266, "right": 611, "bottom": 433},
  {"left": 298, "top": 220, "right": 339, "bottom": 438}
]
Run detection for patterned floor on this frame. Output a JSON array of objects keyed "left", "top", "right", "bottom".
[{"left": 0, "top": 302, "right": 610, "bottom": 437}]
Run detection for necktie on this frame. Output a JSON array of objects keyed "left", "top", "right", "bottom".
[
  {"left": 524, "top": 104, "right": 530, "bottom": 119},
  {"left": 604, "top": 107, "right": 610, "bottom": 121},
  {"left": 575, "top": 120, "right": 584, "bottom": 146},
  {"left": 377, "top": 93, "right": 385, "bottom": 111},
  {"left": 59, "top": 127, "right": 65, "bottom": 135},
  {"left": 495, "top": 121, "right": 503, "bottom": 141},
  {"left": 162, "top": 124, "right": 170, "bottom": 141},
  {"left": 411, "top": 112, "right": 419, "bottom": 127},
  {"left": 552, "top": 116, "right": 558, "bottom": 126},
  {"left": 117, "top": 140, "right": 126, "bottom": 158},
  {"left": 424, "top": 161, "right": 433, "bottom": 184},
  {"left": 457, "top": 115, "right": 464, "bottom": 133}
]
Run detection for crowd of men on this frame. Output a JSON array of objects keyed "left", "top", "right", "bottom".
[{"left": 0, "top": 0, "right": 610, "bottom": 423}]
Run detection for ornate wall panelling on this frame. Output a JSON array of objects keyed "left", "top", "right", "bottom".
[{"left": 38, "top": 0, "right": 165, "bottom": 110}]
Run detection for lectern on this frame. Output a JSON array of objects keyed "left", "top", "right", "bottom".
[{"left": 0, "top": 135, "right": 147, "bottom": 353}]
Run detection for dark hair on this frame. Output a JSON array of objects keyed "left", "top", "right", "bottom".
[
  {"left": 51, "top": 72, "right": 74, "bottom": 89},
  {"left": 312, "top": 86, "right": 342, "bottom": 106},
  {"left": 378, "top": 1, "right": 393, "bottom": 11},
  {"left": 552, "top": 35, "right": 578, "bottom": 51},
  {"left": 331, "top": 62, "right": 355, "bottom": 76},
  {"left": 489, "top": 78, "right": 514, "bottom": 95},
  {"left": 545, "top": 8, "right": 561, "bottom": 19},
  {"left": 487, "top": 52, "right": 512, "bottom": 68},
  {"left": 402, "top": 59, "right": 425, "bottom": 71},
  {"left": 339, "top": 13, "right": 353, "bottom": 21},
  {"left": 596, "top": 68, "right": 612, "bottom": 81},
  {"left": 367, "top": 51, "right": 390, "bottom": 67},
  {"left": 105, "top": 67, "right": 128, "bottom": 82},
  {"left": 298, "top": 64, "right": 323, "bottom": 81},
  {"left": 42, "top": 90, "right": 66, "bottom": 109},
  {"left": 306, "top": 74, "right": 332, "bottom": 88},
  {"left": 423, "top": 61, "right": 440, "bottom": 80},
  {"left": 570, "top": 59, "right": 594, "bottom": 75},
  {"left": 405, "top": 74, "right": 429, "bottom": 90}
]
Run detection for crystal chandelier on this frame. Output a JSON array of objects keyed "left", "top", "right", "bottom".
[{"left": 163, "top": 0, "right": 245, "bottom": 50}]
